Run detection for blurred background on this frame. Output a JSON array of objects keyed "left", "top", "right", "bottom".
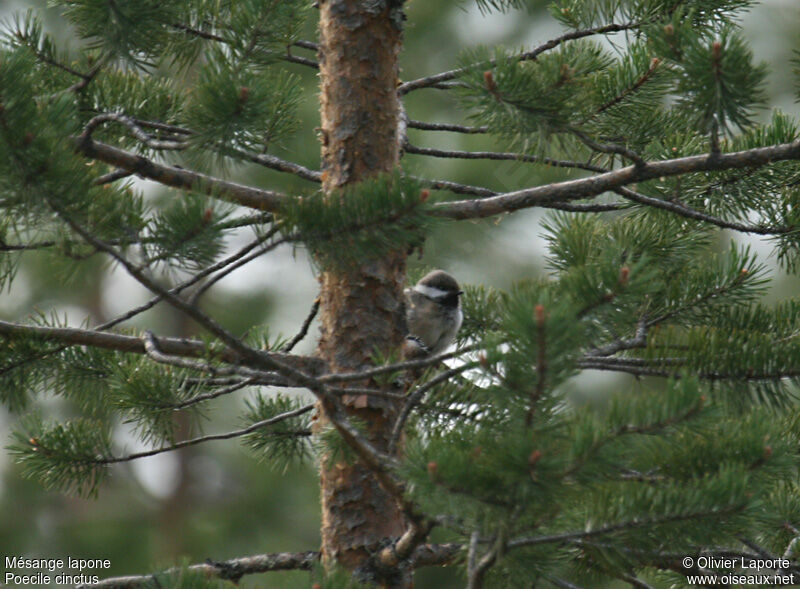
[{"left": 0, "top": 1, "right": 798, "bottom": 587}]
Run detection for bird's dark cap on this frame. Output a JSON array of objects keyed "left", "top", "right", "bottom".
[{"left": 418, "top": 269, "right": 461, "bottom": 293}]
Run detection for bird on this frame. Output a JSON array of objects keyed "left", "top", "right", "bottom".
[{"left": 404, "top": 269, "right": 463, "bottom": 358}]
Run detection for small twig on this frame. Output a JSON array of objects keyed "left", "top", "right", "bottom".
[
  {"left": 586, "top": 318, "right": 648, "bottom": 357},
  {"left": 239, "top": 150, "right": 322, "bottom": 183},
  {"left": 188, "top": 230, "right": 293, "bottom": 305},
  {"left": 388, "top": 362, "right": 477, "bottom": 454},
  {"left": 82, "top": 113, "right": 186, "bottom": 150},
  {"left": 570, "top": 127, "right": 647, "bottom": 168},
  {"left": 75, "top": 137, "right": 286, "bottom": 212},
  {"left": 93, "top": 168, "right": 133, "bottom": 186},
  {"left": 318, "top": 344, "right": 481, "bottom": 383},
  {"left": 67, "top": 62, "right": 104, "bottom": 93},
  {"left": 172, "top": 378, "right": 256, "bottom": 411},
  {"left": 432, "top": 137, "right": 800, "bottom": 220},
  {"left": 407, "top": 120, "right": 489, "bottom": 134},
  {"left": 405, "top": 143, "right": 608, "bottom": 173},
  {"left": 171, "top": 22, "right": 227, "bottom": 42},
  {"left": 467, "top": 531, "right": 480, "bottom": 581},
  {"left": 467, "top": 535, "right": 504, "bottom": 589},
  {"left": 94, "top": 404, "right": 315, "bottom": 465},
  {"left": 543, "top": 575, "right": 586, "bottom": 589},
  {"left": 282, "top": 298, "right": 320, "bottom": 352}
]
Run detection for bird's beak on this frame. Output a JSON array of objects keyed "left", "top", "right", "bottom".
[{"left": 458, "top": 290, "right": 464, "bottom": 295}]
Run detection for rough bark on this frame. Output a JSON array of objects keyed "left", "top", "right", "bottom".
[{"left": 316, "top": 1, "right": 409, "bottom": 586}]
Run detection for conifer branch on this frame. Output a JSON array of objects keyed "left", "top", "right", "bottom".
[
  {"left": 171, "top": 378, "right": 256, "bottom": 411},
  {"left": 187, "top": 232, "right": 294, "bottom": 305},
  {"left": 588, "top": 57, "right": 662, "bottom": 120},
  {"left": 170, "top": 22, "right": 227, "bottom": 43},
  {"left": 92, "top": 404, "right": 314, "bottom": 465},
  {"left": 77, "top": 551, "right": 320, "bottom": 588},
  {"left": 404, "top": 143, "right": 608, "bottom": 173},
  {"left": 507, "top": 504, "right": 746, "bottom": 549},
  {"left": 282, "top": 297, "right": 320, "bottom": 352},
  {"left": 318, "top": 344, "right": 481, "bottom": 383},
  {"left": 0, "top": 319, "right": 234, "bottom": 363},
  {"left": 83, "top": 113, "right": 186, "bottom": 150},
  {"left": 239, "top": 150, "right": 322, "bottom": 182},
  {"left": 569, "top": 127, "right": 648, "bottom": 168},
  {"left": 407, "top": 120, "right": 489, "bottom": 134},
  {"left": 50, "top": 201, "right": 278, "bottom": 368},
  {"left": 78, "top": 543, "right": 460, "bottom": 588},
  {"left": 615, "top": 186, "right": 793, "bottom": 235},
  {"left": 92, "top": 168, "right": 133, "bottom": 186},
  {"left": 388, "top": 362, "right": 477, "bottom": 454},
  {"left": 74, "top": 137, "right": 286, "bottom": 212},
  {"left": 169, "top": 25, "right": 319, "bottom": 69},
  {"left": 398, "top": 21, "right": 641, "bottom": 94},
  {"left": 104, "top": 230, "right": 282, "bottom": 329},
  {"left": 466, "top": 534, "right": 504, "bottom": 589},
  {"left": 586, "top": 319, "right": 648, "bottom": 357},
  {"left": 92, "top": 112, "right": 323, "bottom": 184},
  {"left": 434, "top": 138, "right": 800, "bottom": 219},
  {"left": 413, "top": 176, "right": 497, "bottom": 197}
]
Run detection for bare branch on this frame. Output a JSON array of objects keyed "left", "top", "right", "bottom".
[
  {"left": 75, "top": 137, "right": 286, "bottom": 212},
  {"left": 83, "top": 113, "right": 186, "bottom": 150},
  {"left": 407, "top": 120, "right": 489, "bottom": 134},
  {"left": 282, "top": 297, "right": 321, "bottom": 352},
  {"left": 433, "top": 139, "right": 800, "bottom": 220},
  {"left": 239, "top": 150, "right": 322, "bottom": 183},
  {"left": 92, "top": 168, "right": 133, "bottom": 186},
  {"left": 76, "top": 551, "right": 320, "bottom": 588},
  {"left": 405, "top": 143, "right": 608, "bottom": 173},
  {"left": 412, "top": 543, "right": 462, "bottom": 568},
  {"left": 188, "top": 230, "right": 294, "bottom": 305},
  {"left": 318, "top": 344, "right": 482, "bottom": 383},
  {"left": 0, "top": 318, "right": 234, "bottom": 363},
  {"left": 79, "top": 542, "right": 461, "bottom": 588},
  {"left": 101, "top": 231, "right": 281, "bottom": 330}
]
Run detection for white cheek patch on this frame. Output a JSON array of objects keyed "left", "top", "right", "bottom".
[{"left": 414, "top": 284, "right": 450, "bottom": 299}]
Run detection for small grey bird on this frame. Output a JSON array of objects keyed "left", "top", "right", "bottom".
[{"left": 404, "top": 270, "right": 463, "bottom": 357}]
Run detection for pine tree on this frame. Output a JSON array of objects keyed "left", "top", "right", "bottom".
[{"left": 2, "top": 1, "right": 800, "bottom": 588}]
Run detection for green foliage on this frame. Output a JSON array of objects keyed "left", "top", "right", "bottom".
[
  {"left": 458, "top": 284, "right": 504, "bottom": 345},
  {"left": 186, "top": 57, "right": 302, "bottom": 156},
  {"left": 3, "top": 0, "right": 800, "bottom": 586},
  {"left": 87, "top": 69, "right": 185, "bottom": 134},
  {"left": 7, "top": 415, "right": 111, "bottom": 497},
  {"left": 457, "top": 42, "right": 614, "bottom": 153},
  {"left": 550, "top": 0, "right": 755, "bottom": 30},
  {"left": 55, "top": 0, "right": 182, "bottom": 66},
  {"left": 146, "top": 195, "right": 230, "bottom": 271},
  {"left": 281, "top": 173, "right": 434, "bottom": 271},
  {"left": 240, "top": 394, "right": 312, "bottom": 473},
  {"left": 674, "top": 26, "right": 767, "bottom": 135},
  {"left": 404, "top": 376, "right": 799, "bottom": 586}
]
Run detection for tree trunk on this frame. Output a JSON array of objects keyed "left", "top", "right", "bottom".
[{"left": 316, "top": 1, "right": 409, "bottom": 587}]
